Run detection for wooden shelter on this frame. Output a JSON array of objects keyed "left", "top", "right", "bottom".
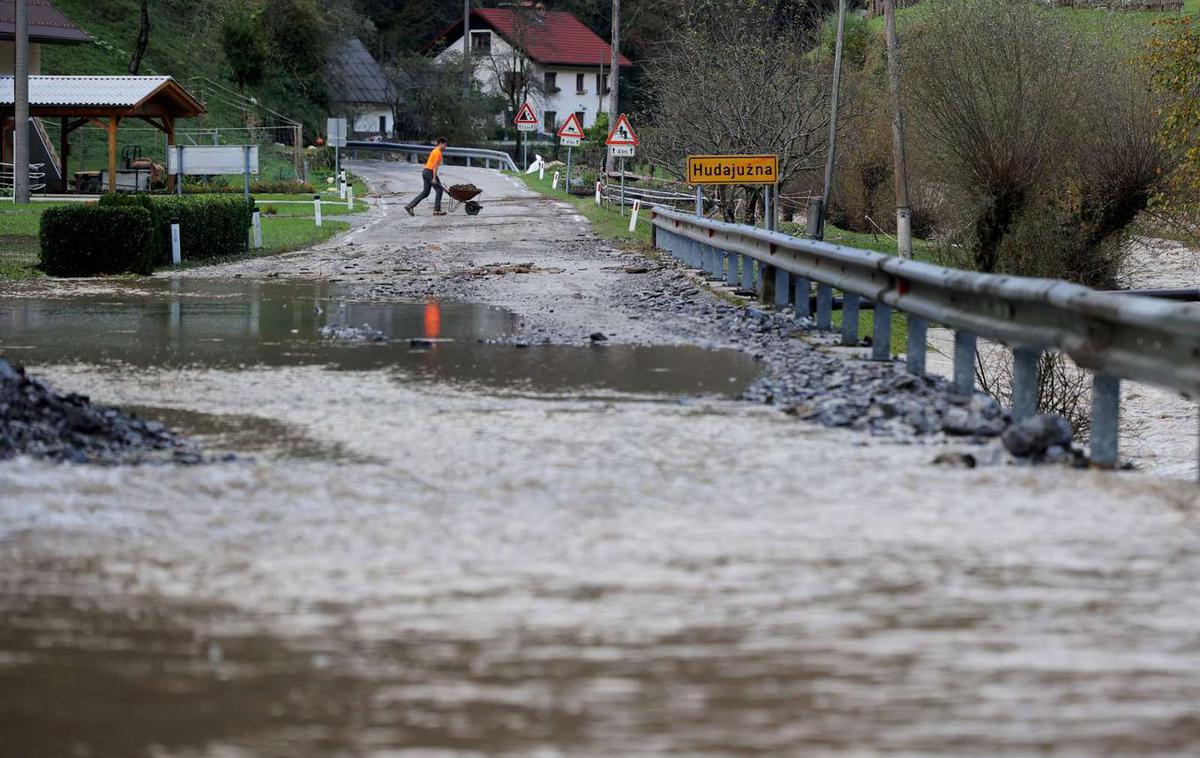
[{"left": 0, "top": 75, "right": 205, "bottom": 192}]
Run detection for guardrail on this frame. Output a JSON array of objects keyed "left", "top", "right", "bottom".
[
  {"left": 346, "top": 141, "right": 518, "bottom": 172},
  {"left": 649, "top": 205, "right": 1200, "bottom": 470},
  {"left": 600, "top": 183, "right": 696, "bottom": 211}
]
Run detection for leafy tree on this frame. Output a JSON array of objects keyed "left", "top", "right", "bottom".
[
  {"left": 220, "top": 7, "right": 267, "bottom": 90},
  {"left": 261, "top": 0, "right": 330, "bottom": 102},
  {"left": 1147, "top": 16, "right": 1200, "bottom": 213}
]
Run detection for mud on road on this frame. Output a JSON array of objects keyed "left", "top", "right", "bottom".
[{"left": 2, "top": 160, "right": 1200, "bottom": 758}]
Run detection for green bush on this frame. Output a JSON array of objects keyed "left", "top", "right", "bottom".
[
  {"left": 100, "top": 194, "right": 253, "bottom": 264},
  {"left": 39, "top": 206, "right": 155, "bottom": 277},
  {"left": 183, "top": 180, "right": 315, "bottom": 195}
]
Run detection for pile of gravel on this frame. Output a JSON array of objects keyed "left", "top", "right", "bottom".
[{"left": 0, "top": 358, "right": 199, "bottom": 464}]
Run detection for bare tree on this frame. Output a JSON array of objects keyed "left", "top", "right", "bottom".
[
  {"left": 639, "top": 1, "right": 830, "bottom": 221},
  {"left": 477, "top": 8, "right": 545, "bottom": 126},
  {"left": 128, "top": 0, "right": 150, "bottom": 75}
]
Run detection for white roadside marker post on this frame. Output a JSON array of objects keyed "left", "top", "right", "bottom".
[
  {"left": 347, "top": 184, "right": 354, "bottom": 210},
  {"left": 595, "top": 181, "right": 601, "bottom": 205},
  {"left": 314, "top": 194, "right": 322, "bottom": 227},
  {"left": 170, "top": 217, "right": 182, "bottom": 266},
  {"left": 628, "top": 200, "right": 640, "bottom": 233},
  {"left": 552, "top": 171, "right": 560, "bottom": 190},
  {"left": 339, "top": 170, "right": 347, "bottom": 199},
  {"left": 252, "top": 207, "right": 263, "bottom": 249}
]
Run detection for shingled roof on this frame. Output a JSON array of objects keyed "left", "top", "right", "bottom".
[
  {"left": 328, "top": 36, "right": 392, "bottom": 105},
  {"left": 0, "top": 0, "right": 91, "bottom": 45},
  {"left": 435, "top": 9, "right": 632, "bottom": 68}
]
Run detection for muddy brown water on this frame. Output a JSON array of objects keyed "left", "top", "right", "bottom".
[
  {"left": 0, "top": 278, "right": 759, "bottom": 401},
  {"left": 2, "top": 275, "right": 1200, "bottom": 757}
]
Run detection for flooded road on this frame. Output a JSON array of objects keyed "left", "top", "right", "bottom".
[{"left": 2, "top": 161, "right": 1200, "bottom": 757}]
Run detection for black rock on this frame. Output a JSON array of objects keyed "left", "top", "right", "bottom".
[
  {"left": 589, "top": 332, "right": 608, "bottom": 342},
  {"left": 1001, "top": 414, "right": 1073, "bottom": 458}
]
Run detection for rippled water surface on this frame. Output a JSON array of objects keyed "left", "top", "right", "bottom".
[
  {"left": 1, "top": 280, "right": 1199, "bottom": 757},
  {"left": 0, "top": 278, "right": 759, "bottom": 397}
]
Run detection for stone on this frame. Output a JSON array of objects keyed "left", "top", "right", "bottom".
[
  {"left": 932, "top": 451, "right": 976, "bottom": 468},
  {"left": 1001, "top": 414, "right": 1073, "bottom": 458},
  {"left": 589, "top": 332, "right": 608, "bottom": 342}
]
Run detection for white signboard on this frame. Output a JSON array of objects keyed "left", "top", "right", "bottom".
[
  {"left": 608, "top": 145, "right": 635, "bottom": 157},
  {"left": 167, "top": 145, "right": 259, "bottom": 175},
  {"left": 327, "top": 117, "right": 348, "bottom": 148},
  {"left": 560, "top": 137, "right": 582, "bottom": 147}
]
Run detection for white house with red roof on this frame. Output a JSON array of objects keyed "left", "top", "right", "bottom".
[{"left": 433, "top": 5, "right": 631, "bottom": 133}]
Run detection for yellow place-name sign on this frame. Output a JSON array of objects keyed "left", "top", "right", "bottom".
[{"left": 686, "top": 154, "right": 779, "bottom": 185}]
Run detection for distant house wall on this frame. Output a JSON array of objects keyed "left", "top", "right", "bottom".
[
  {"left": 347, "top": 107, "right": 392, "bottom": 136},
  {"left": 0, "top": 42, "right": 43, "bottom": 75},
  {"left": 438, "top": 29, "right": 611, "bottom": 130}
]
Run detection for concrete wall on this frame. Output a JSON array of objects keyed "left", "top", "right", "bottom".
[{"left": 0, "top": 42, "right": 43, "bottom": 75}]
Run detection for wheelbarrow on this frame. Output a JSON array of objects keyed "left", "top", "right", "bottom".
[{"left": 446, "top": 183, "right": 483, "bottom": 215}]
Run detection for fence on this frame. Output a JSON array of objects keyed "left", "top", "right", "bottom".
[
  {"left": 0, "top": 162, "right": 46, "bottom": 198},
  {"left": 346, "top": 142, "right": 519, "bottom": 172},
  {"left": 649, "top": 205, "right": 1200, "bottom": 471}
]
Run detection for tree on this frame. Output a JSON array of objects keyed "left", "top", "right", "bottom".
[
  {"left": 1147, "top": 16, "right": 1200, "bottom": 216},
  {"left": 638, "top": 0, "right": 830, "bottom": 221},
  {"left": 221, "top": 8, "right": 267, "bottom": 90},
  {"left": 128, "top": 0, "right": 150, "bottom": 75},
  {"left": 261, "top": 0, "right": 330, "bottom": 101},
  {"left": 388, "top": 54, "right": 503, "bottom": 143},
  {"left": 476, "top": 5, "right": 545, "bottom": 128}
]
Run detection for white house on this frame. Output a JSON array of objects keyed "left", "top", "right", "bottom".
[
  {"left": 327, "top": 37, "right": 394, "bottom": 138},
  {"left": 432, "top": 6, "right": 631, "bottom": 133}
]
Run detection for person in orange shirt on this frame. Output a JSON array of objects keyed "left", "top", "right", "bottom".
[{"left": 405, "top": 137, "right": 448, "bottom": 216}]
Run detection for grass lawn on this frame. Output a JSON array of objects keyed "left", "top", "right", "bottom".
[
  {"left": 256, "top": 196, "right": 369, "bottom": 218},
  {"left": 511, "top": 171, "right": 654, "bottom": 245}
]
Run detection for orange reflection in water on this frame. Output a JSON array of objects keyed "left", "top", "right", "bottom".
[{"left": 423, "top": 301, "right": 441, "bottom": 339}]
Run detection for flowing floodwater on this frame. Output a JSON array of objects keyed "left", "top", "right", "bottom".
[{"left": 2, "top": 197, "right": 1200, "bottom": 754}]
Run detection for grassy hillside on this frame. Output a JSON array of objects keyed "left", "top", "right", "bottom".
[
  {"left": 870, "top": 0, "right": 1200, "bottom": 39},
  {"left": 38, "top": 0, "right": 325, "bottom": 183}
]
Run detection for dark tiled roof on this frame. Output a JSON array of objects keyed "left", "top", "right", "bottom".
[
  {"left": 0, "top": 0, "right": 91, "bottom": 45},
  {"left": 327, "top": 36, "right": 392, "bottom": 105}
]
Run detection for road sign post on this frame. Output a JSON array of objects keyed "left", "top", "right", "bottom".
[
  {"left": 605, "top": 114, "right": 639, "bottom": 215},
  {"left": 556, "top": 113, "right": 586, "bottom": 195},
  {"left": 514, "top": 102, "right": 538, "bottom": 172}
]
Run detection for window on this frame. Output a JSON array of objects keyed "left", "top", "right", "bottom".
[
  {"left": 544, "top": 110, "right": 557, "bottom": 133},
  {"left": 544, "top": 71, "right": 558, "bottom": 92},
  {"left": 575, "top": 111, "right": 586, "bottom": 127},
  {"left": 576, "top": 73, "right": 586, "bottom": 94},
  {"left": 470, "top": 31, "right": 490, "bottom": 52},
  {"left": 378, "top": 115, "right": 387, "bottom": 135},
  {"left": 596, "top": 73, "right": 610, "bottom": 94},
  {"left": 503, "top": 71, "right": 525, "bottom": 95}
]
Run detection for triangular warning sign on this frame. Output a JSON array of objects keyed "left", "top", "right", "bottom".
[
  {"left": 514, "top": 101, "right": 538, "bottom": 126},
  {"left": 556, "top": 113, "right": 585, "bottom": 139},
  {"left": 605, "top": 113, "right": 638, "bottom": 146}
]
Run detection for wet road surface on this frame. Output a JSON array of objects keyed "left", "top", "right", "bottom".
[{"left": 2, "top": 161, "right": 1199, "bottom": 757}]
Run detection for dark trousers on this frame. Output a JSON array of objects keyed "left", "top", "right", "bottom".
[{"left": 408, "top": 168, "right": 443, "bottom": 210}]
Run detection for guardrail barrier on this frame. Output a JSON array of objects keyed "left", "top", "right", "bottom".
[
  {"left": 649, "top": 205, "right": 1200, "bottom": 471},
  {"left": 346, "top": 142, "right": 518, "bottom": 172}
]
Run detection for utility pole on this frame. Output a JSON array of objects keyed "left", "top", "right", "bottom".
[
  {"left": 606, "top": 0, "right": 620, "bottom": 174},
  {"left": 817, "top": 0, "right": 848, "bottom": 241},
  {"left": 883, "top": 0, "right": 913, "bottom": 259},
  {"left": 14, "top": 0, "right": 30, "bottom": 204},
  {"left": 462, "top": 0, "right": 471, "bottom": 98}
]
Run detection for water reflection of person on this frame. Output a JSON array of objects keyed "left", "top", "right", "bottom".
[{"left": 424, "top": 301, "right": 441, "bottom": 339}]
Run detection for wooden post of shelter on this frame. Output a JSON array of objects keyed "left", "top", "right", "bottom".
[
  {"left": 106, "top": 115, "right": 119, "bottom": 193},
  {"left": 59, "top": 116, "right": 68, "bottom": 191},
  {"left": 165, "top": 114, "right": 176, "bottom": 193}
]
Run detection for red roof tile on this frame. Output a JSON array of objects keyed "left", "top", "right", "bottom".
[
  {"left": 0, "top": 0, "right": 91, "bottom": 45},
  {"left": 446, "top": 9, "right": 631, "bottom": 68}
]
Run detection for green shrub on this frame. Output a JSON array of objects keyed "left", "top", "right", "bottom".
[
  {"left": 39, "top": 206, "right": 155, "bottom": 277},
  {"left": 183, "top": 180, "right": 315, "bottom": 195},
  {"left": 100, "top": 194, "right": 253, "bottom": 264}
]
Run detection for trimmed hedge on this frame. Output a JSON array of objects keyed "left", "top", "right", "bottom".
[
  {"left": 100, "top": 194, "right": 253, "bottom": 264},
  {"left": 184, "top": 180, "right": 315, "bottom": 195},
  {"left": 40, "top": 206, "right": 155, "bottom": 276}
]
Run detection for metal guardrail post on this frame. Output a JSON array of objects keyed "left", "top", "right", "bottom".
[
  {"left": 816, "top": 285, "right": 833, "bottom": 331},
  {"left": 725, "top": 253, "right": 738, "bottom": 287},
  {"left": 1012, "top": 347, "right": 1040, "bottom": 423},
  {"left": 741, "top": 257, "right": 755, "bottom": 294},
  {"left": 1091, "top": 374, "right": 1120, "bottom": 468},
  {"left": 842, "top": 292, "right": 861, "bottom": 345},
  {"left": 774, "top": 269, "right": 790, "bottom": 307},
  {"left": 907, "top": 317, "right": 927, "bottom": 376},
  {"left": 759, "top": 265, "right": 776, "bottom": 304},
  {"left": 795, "top": 276, "right": 812, "bottom": 320},
  {"left": 873, "top": 304, "right": 891, "bottom": 361},
  {"left": 706, "top": 245, "right": 721, "bottom": 279},
  {"left": 953, "top": 331, "right": 977, "bottom": 395}
]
